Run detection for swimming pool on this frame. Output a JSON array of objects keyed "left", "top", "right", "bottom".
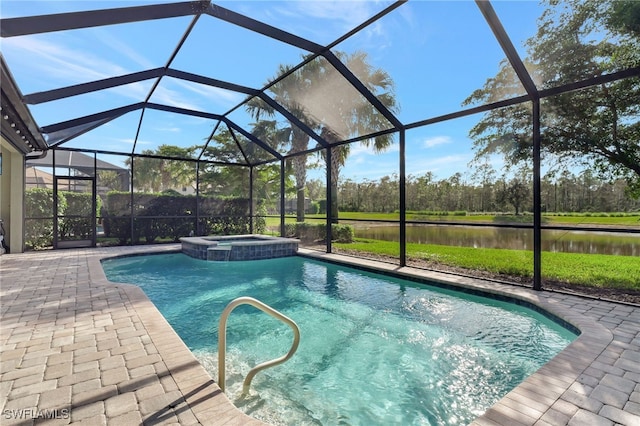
[{"left": 102, "top": 253, "right": 576, "bottom": 426}]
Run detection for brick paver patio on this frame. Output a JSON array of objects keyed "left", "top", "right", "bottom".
[
  {"left": 1, "top": 245, "right": 638, "bottom": 425},
  {"left": 1, "top": 245, "right": 261, "bottom": 425}
]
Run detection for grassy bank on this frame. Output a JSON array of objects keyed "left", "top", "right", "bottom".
[
  {"left": 333, "top": 238, "right": 640, "bottom": 290},
  {"left": 269, "top": 212, "right": 640, "bottom": 227}
]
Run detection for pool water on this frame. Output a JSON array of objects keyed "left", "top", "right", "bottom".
[{"left": 102, "top": 253, "right": 576, "bottom": 425}]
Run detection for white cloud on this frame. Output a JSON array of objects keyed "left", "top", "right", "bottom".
[
  {"left": 348, "top": 141, "right": 399, "bottom": 157},
  {"left": 170, "top": 79, "right": 243, "bottom": 106},
  {"left": 422, "top": 135, "right": 452, "bottom": 149},
  {"left": 425, "top": 154, "right": 469, "bottom": 167},
  {"left": 90, "top": 27, "right": 155, "bottom": 70},
  {"left": 287, "top": 1, "right": 382, "bottom": 30},
  {"left": 149, "top": 85, "right": 203, "bottom": 111},
  {"left": 1, "top": 36, "right": 157, "bottom": 108},
  {"left": 406, "top": 153, "right": 472, "bottom": 179},
  {"left": 3, "top": 37, "right": 125, "bottom": 83},
  {"left": 4, "top": 35, "right": 240, "bottom": 114},
  {"left": 237, "top": 0, "right": 394, "bottom": 44},
  {"left": 341, "top": 160, "right": 398, "bottom": 180},
  {"left": 153, "top": 126, "right": 181, "bottom": 133}
]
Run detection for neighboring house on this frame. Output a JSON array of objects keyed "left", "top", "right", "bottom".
[
  {"left": 25, "top": 166, "right": 55, "bottom": 189},
  {"left": 26, "top": 150, "right": 130, "bottom": 196}
]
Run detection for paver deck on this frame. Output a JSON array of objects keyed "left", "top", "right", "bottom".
[{"left": 1, "top": 245, "right": 639, "bottom": 425}]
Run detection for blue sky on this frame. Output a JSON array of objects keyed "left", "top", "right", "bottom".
[{"left": 1, "top": 0, "right": 545, "bottom": 183}]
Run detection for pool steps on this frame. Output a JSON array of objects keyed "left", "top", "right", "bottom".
[{"left": 218, "top": 297, "right": 301, "bottom": 395}]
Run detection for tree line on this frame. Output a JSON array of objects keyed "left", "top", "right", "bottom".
[{"left": 328, "top": 170, "right": 640, "bottom": 214}]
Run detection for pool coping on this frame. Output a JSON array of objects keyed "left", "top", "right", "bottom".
[
  {"left": 87, "top": 246, "right": 264, "bottom": 425},
  {"left": 2, "top": 245, "right": 636, "bottom": 425}
]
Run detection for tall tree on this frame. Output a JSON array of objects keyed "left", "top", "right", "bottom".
[
  {"left": 156, "top": 145, "right": 196, "bottom": 192},
  {"left": 126, "top": 145, "right": 195, "bottom": 193},
  {"left": 317, "top": 51, "right": 398, "bottom": 221},
  {"left": 199, "top": 125, "right": 293, "bottom": 201},
  {"left": 246, "top": 63, "right": 317, "bottom": 222},
  {"left": 464, "top": 0, "right": 640, "bottom": 196},
  {"left": 127, "top": 149, "right": 157, "bottom": 192},
  {"left": 200, "top": 128, "right": 255, "bottom": 197},
  {"left": 496, "top": 177, "right": 531, "bottom": 215},
  {"left": 247, "top": 51, "right": 398, "bottom": 222}
]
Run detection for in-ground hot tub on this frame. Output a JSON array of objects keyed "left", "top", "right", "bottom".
[{"left": 180, "top": 234, "right": 299, "bottom": 261}]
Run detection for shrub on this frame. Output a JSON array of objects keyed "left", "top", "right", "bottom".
[
  {"left": 103, "top": 191, "right": 251, "bottom": 244},
  {"left": 26, "top": 188, "right": 105, "bottom": 249},
  {"left": 410, "top": 210, "right": 452, "bottom": 217},
  {"left": 307, "top": 201, "right": 320, "bottom": 215},
  {"left": 332, "top": 224, "right": 354, "bottom": 243},
  {"left": 254, "top": 202, "right": 267, "bottom": 234},
  {"left": 284, "top": 222, "right": 354, "bottom": 243},
  {"left": 59, "top": 191, "right": 101, "bottom": 240},
  {"left": 318, "top": 199, "right": 327, "bottom": 214},
  {"left": 101, "top": 192, "right": 132, "bottom": 244},
  {"left": 24, "top": 188, "right": 64, "bottom": 249}
]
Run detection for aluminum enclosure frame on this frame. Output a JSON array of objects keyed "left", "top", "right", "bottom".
[{"left": 2, "top": 0, "right": 639, "bottom": 292}]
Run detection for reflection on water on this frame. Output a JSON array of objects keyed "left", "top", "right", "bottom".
[{"left": 352, "top": 223, "right": 639, "bottom": 256}]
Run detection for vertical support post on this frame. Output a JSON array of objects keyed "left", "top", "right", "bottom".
[
  {"left": 195, "top": 161, "right": 200, "bottom": 235},
  {"left": 129, "top": 154, "right": 135, "bottom": 245},
  {"left": 249, "top": 166, "right": 254, "bottom": 234},
  {"left": 280, "top": 159, "right": 285, "bottom": 237},
  {"left": 52, "top": 149, "right": 58, "bottom": 249},
  {"left": 399, "top": 129, "right": 406, "bottom": 267},
  {"left": 476, "top": 0, "right": 542, "bottom": 290},
  {"left": 325, "top": 146, "right": 333, "bottom": 253},
  {"left": 533, "top": 99, "right": 542, "bottom": 291},
  {"left": 92, "top": 153, "right": 97, "bottom": 247}
]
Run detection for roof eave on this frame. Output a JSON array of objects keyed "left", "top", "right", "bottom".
[{"left": 1, "top": 55, "right": 48, "bottom": 154}]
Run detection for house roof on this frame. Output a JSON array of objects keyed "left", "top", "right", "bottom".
[
  {"left": 1, "top": 56, "right": 48, "bottom": 154},
  {"left": 27, "top": 150, "right": 127, "bottom": 171}
]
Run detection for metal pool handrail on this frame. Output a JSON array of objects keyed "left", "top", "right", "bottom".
[{"left": 218, "top": 296, "right": 300, "bottom": 395}]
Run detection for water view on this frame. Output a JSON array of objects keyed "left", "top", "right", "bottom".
[{"left": 347, "top": 223, "right": 639, "bottom": 256}]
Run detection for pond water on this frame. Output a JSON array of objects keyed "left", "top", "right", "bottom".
[{"left": 349, "top": 223, "right": 639, "bottom": 256}]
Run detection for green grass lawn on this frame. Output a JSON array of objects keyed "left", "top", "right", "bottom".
[
  {"left": 545, "top": 214, "right": 640, "bottom": 226},
  {"left": 269, "top": 212, "right": 640, "bottom": 227},
  {"left": 333, "top": 238, "right": 640, "bottom": 290},
  {"left": 264, "top": 212, "right": 638, "bottom": 290}
]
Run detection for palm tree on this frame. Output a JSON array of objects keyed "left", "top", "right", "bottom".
[
  {"left": 125, "top": 145, "right": 195, "bottom": 193},
  {"left": 155, "top": 145, "right": 196, "bottom": 192},
  {"left": 126, "top": 149, "right": 159, "bottom": 192},
  {"left": 247, "top": 51, "right": 398, "bottom": 222},
  {"left": 317, "top": 51, "right": 398, "bottom": 221},
  {"left": 246, "top": 63, "right": 317, "bottom": 222}
]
